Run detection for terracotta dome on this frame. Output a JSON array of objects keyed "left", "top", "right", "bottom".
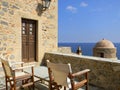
[{"left": 94, "top": 39, "right": 115, "bottom": 48}]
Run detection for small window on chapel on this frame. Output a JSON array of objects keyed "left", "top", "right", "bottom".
[{"left": 100, "top": 53, "right": 104, "bottom": 58}]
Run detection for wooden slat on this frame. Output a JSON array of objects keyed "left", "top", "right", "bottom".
[
  {"left": 74, "top": 79, "right": 87, "bottom": 90},
  {"left": 21, "top": 82, "right": 34, "bottom": 88}
]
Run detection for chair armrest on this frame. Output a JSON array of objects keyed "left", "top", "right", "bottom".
[
  {"left": 12, "top": 65, "right": 34, "bottom": 71},
  {"left": 9, "top": 61, "right": 24, "bottom": 67},
  {"left": 28, "top": 62, "right": 36, "bottom": 65},
  {"left": 72, "top": 69, "right": 90, "bottom": 77},
  {"left": 11, "top": 61, "right": 24, "bottom": 65}
]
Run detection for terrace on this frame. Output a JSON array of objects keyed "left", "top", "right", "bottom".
[
  {"left": 0, "top": 50, "right": 120, "bottom": 90},
  {"left": 0, "top": 0, "right": 120, "bottom": 89}
]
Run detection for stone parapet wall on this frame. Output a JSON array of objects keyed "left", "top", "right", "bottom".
[
  {"left": 44, "top": 52, "right": 120, "bottom": 90},
  {"left": 58, "top": 47, "right": 72, "bottom": 54}
]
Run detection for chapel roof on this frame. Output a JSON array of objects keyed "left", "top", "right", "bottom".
[{"left": 94, "top": 39, "right": 115, "bottom": 48}]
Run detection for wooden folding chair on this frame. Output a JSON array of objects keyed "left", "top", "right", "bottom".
[
  {"left": 1, "top": 58, "right": 35, "bottom": 90},
  {"left": 47, "top": 60, "right": 90, "bottom": 90}
]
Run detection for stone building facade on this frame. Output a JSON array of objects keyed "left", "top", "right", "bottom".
[
  {"left": 0, "top": 0, "right": 58, "bottom": 65},
  {"left": 93, "top": 39, "right": 117, "bottom": 59}
]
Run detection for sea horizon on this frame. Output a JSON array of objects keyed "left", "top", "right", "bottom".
[{"left": 58, "top": 42, "right": 120, "bottom": 59}]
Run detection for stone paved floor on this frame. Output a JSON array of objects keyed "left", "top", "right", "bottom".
[
  {"left": 0, "top": 76, "right": 102, "bottom": 90},
  {"left": 0, "top": 83, "right": 102, "bottom": 90},
  {"left": 0, "top": 67, "right": 102, "bottom": 90}
]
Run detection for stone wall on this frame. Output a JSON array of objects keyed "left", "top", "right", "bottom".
[
  {"left": 58, "top": 47, "right": 72, "bottom": 54},
  {"left": 0, "top": 0, "right": 58, "bottom": 64},
  {"left": 93, "top": 48, "right": 117, "bottom": 59},
  {"left": 44, "top": 52, "right": 120, "bottom": 90}
]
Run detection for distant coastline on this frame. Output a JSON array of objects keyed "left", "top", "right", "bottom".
[{"left": 58, "top": 43, "right": 120, "bottom": 59}]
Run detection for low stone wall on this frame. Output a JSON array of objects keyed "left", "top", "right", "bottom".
[
  {"left": 44, "top": 52, "right": 120, "bottom": 90},
  {"left": 58, "top": 47, "right": 72, "bottom": 54}
]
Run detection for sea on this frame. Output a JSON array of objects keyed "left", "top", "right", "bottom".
[{"left": 58, "top": 43, "right": 120, "bottom": 59}]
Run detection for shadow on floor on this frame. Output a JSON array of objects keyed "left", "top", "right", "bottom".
[
  {"left": 0, "top": 83, "right": 49, "bottom": 90},
  {"left": 34, "top": 82, "right": 48, "bottom": 90},
  {"left": 0, "top": 83, "right": 103, "bottom": 90}
]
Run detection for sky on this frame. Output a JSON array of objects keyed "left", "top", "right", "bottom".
[{"left": 58, "top": 0, "right": 120, "bottom": 43}]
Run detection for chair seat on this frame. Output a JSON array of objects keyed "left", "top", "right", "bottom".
[
  {"left": 16, "top": 71, "right": 30, "bottom": 77},
  {"left": 15, "top": 71, "right": 32, "bottom": 81},
  {"left": 61, "top": 78, "right": 82, "bottom": 89},
  {"left": 24, "top": 66, "right": 49, "bottom": 81},
  {"left": 8, "top": 72, "right": 33, "bottom": 85}
]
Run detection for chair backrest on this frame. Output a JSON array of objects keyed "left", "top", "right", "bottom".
[
  {"left": 47, "top": 60, "right": 72, "bottom": 87},
  {"left": 1, "top": 58, "right": 14, "bottom": 77}
]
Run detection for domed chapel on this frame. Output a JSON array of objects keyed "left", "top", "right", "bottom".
[{"left": 93, "top": 39, "right": 117, "bottom": 59}]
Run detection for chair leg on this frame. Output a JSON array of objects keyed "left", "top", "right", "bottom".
[
  {"left": 85, "top": 73, "right": 89, "bottom": 90},
  {"left": 64, "top": 86, "right": 66, "bottom": 90},
  {"left": 86, "top": 82, "right": 89, "bottom": 90},
  {"left": 13, "top": 78, "right": 16, "bottom": 90},
  {"left": 49, "top": 82, "right": 52, "bottom": 90},
  {"left": 5, "top": 77, "right": 8, "bottom": 90},
  {"left": 32, "top": 67, "right": 34, "bottom": 90},
  {"left": 32, "top": 79, "right": 34, "bottom": 90},
  {"left": 10, "top": 87, "right": 15, "bottom": 90},
  {"left": 33, "top": 84, "right": 34, "bottom": 90}
]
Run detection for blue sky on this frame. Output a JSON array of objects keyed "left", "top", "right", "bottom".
[{"left": 58, "top": 0, "right": 120, "bottom": 43}]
